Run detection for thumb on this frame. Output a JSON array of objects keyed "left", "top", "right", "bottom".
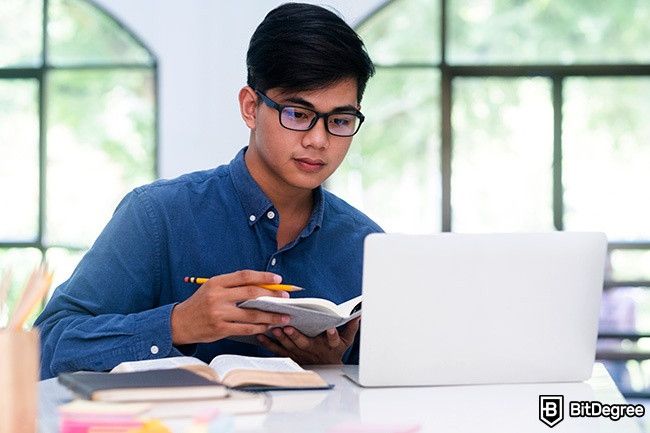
[{"left": 340, "top": 317, "right": 361, "bottom": 344}]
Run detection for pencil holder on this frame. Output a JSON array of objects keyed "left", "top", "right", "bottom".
[{"left": 0, "top": 328, "right": 40, "bottom": 433}]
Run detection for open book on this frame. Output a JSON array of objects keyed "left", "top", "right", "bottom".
[
  {"left": 112, "top": 354, "right": 330, "bottom": 391},
  {"left": 238, "top": 295, "right": 362, "bottom": 338}
]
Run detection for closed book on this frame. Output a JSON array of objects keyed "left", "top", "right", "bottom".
[{"left": 58, "top": 368, "right": 228, "bottom": 402}]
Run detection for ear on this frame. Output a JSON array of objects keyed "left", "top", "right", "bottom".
[{"left": 239, "top": 86, "right": 258, "bottom": 130}]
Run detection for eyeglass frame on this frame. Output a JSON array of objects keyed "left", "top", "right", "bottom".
[{"left": 254, "top": 89, "right": 365, "bottom": 137}]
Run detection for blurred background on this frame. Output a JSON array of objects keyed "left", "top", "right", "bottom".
[{"left": 1, "top": 0, "right": 649, "bottom": 405}]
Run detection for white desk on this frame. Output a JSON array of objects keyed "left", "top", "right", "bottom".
[{"left": 38, "top": 363, "right": 643, "bottom": 433}]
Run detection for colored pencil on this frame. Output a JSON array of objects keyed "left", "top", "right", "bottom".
[
  {"left": 183, "top": 276, "right": 304, "bottom": 292},
  {"left": 9, "top": 263, "right": 54, "bottom": 330}
]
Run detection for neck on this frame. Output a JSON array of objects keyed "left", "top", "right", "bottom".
[
  {"left": 244, "top": 146, "right": 314, "bottom": 215},
  {"left": 273, "top": 190, "right": 314, "bottom": 216}
]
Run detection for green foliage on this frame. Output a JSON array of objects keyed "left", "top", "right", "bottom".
[
  {"left": 563, "top": 78, "right": 650, "bottom": 240},
  {"left": 0, "top": 0, "right": 156, "bottom": 253},
  {"left": 49, "top": 0, "right": 152, "bottom": 65},
  {"left": 344, "top": 69, "right": 439, "bottom": 187},
  {"left": 359, "top": 0, "right": 440, "bottom": 64},
  {"left": 449, "top": 0, "right": 650, "bottom": 63},
  {"left": 0, "top": 80, "right": 40, "bottom": 240},
  {"left": 0, "top": 249, "right": 42, "bottom": 326},
  {"left": 331, "top": 0, "right": 650, "bottom": 239},
  {"left": 451, "top": 77, "right": 554, "bottom": 231},
  {"left": 47, "top": 69, "right": 155, "bottom": 186},
  {"left": 0, "top": 0, "right": 42, "bottom": 67}
]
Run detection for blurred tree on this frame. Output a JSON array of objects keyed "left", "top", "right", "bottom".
[
  {"left": 327, "top": 0, "right": 650, "bottom": 397},
  {"left": 0, "top": 0, "right": 156, "bottom": 325}
]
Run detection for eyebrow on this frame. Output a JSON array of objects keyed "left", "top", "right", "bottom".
[{"left": 284, "top": 96, "right": 358, "bottom": 113}]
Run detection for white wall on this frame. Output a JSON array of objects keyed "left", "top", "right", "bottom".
[{"left": 94, "top": 0, "right": 385, "bottom": 179}]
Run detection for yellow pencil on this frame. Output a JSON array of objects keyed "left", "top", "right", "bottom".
[
  {"left": 257, "top": 284, "right": 304, "bottom": 292},
  {"left": 183, "top": 276, "right": 304, "bottom": 292}
]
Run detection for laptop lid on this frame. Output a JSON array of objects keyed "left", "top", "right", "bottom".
[{"left": 355, "top": 232, "right": 607, "bottom": 387}]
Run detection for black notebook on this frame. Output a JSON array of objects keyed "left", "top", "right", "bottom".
[{"left": 58, "top": 368, "right": 228, "bottom": 402}]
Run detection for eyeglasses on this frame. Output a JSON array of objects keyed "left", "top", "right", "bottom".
[{"left": 255, "top": 90, "right": 365, "bottom": 137}]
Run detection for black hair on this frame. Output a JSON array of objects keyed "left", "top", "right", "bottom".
[{"left": 246, "top": 3, "right": 375, "bottom": 102}]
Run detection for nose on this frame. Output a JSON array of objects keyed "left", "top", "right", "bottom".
[{"left": 301, "top": 117, "right": 329, "bottom": 150}]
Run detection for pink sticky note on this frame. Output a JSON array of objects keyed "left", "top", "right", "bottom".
[{"left": 59, "top": 416, "right": 142, "bottom": 433}]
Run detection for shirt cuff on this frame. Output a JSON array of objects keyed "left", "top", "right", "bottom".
[
  {"left": 132, "top": 303, "right": 198, "bottom": 360},
  {"left": 132, "top": 303, "right": 173, "bottom": 359}
]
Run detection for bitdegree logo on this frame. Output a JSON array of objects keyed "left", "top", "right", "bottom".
[
  {"left": 539, "top": 395, "right": 645, "bottom": 427},
  {"left": 539, "top": 396, "right": 564, "bottom": 428},
  {"left": 570, "top": 401, "right": 645, "bottom": 421}
]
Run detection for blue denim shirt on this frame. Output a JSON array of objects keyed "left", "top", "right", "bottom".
[{"left": 35, "top": 147, "right": 382, "bottom": 379}]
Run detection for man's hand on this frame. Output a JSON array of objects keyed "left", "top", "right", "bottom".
[
  {"left": 171, "top": 270, "right": 291, "bottom": 345},
  {"left": 256, "top": 317, "right": 361, "bottom": 364}
]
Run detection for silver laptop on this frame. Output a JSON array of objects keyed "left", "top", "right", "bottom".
[{"left": 345, "top": 232, "right": 607, "bottom": 387}]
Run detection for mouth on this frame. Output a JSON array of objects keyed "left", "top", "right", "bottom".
[{"left": 293, "top": 157, "right": 326, "bottom": 173}]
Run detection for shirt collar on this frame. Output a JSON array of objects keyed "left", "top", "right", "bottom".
[
  {"left": 304, "top": 185, "right": 324, "bottom": 236},
  {"left": 228, "top": 147, "right": 324, "bottom": 232}
]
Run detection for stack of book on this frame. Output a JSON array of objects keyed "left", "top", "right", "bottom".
[{"left": 58, "top": 354, "right": 332, "bottom": 419}]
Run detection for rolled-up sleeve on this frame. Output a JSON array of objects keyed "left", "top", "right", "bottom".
[{"left": 35, "top": 189, "right": 190, "bottom": 379}]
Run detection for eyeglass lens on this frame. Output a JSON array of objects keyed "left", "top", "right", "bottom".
[{"left": 280, "top": 107, "right": 360, "bottom": 136}]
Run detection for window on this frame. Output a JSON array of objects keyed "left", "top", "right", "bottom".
[
  {"left": 0, "top": 0, "right": 157, "bottom": 324},
  {"left": 328, "top": 0, "right": 650, "bottom": 395}
]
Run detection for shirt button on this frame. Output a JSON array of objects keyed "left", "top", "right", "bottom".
[
  {"left": 249, "top": 215, "right": 256, "bottom": 222},
  {"left": 267, "top": 211, "right": 275, "bottom": 219},
  {"left": 150, "top": 345, "right": 159, "bottom": 355},
  {"left": 271, "top": 258, "right": 277, "bottom": 266}
]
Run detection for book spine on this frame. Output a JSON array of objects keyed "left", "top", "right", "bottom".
[{"left": 57, "top": 374, "right": 94, "bottom": 400}]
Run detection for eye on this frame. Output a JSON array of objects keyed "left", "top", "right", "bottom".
[
  {"left": 283, "top": 107, "right": 312, "bottom": 121},
  {"left": 330, "top": 115, "right": 355, "bottom": 127}
]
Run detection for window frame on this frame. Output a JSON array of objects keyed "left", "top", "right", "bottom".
[
  {"left": 356, "top": 0, "right": 650, "bottom": 290},
  {"left": 0, "top": 0, "right": 159, "bottom": 257}
]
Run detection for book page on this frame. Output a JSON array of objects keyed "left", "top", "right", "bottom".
[
  {"left": 208, "top": 355, "right": 303, "bottom": 379},
  {"left": 334, "top": 295, "right": 362, "bottom": 317},
  {"left": 111, "top": 356, "right": 207, "bottom": 373},
  {"left": 249, "top": 296, "right": 339, "bottom": 315},
  {"left": 234, "top": 295, "right": 362, "bottom": 338}
]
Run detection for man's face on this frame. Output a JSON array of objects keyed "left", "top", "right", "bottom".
[{"left": 242, "top": 78, "right": 359, "bottom": 194}]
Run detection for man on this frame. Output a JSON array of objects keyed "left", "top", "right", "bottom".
[{"left": 36, "top": 2, "right": 380, "bottom": 379}]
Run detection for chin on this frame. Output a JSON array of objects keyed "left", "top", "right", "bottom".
[
  {"left": 287, "top": 173, "right": 329, "bottom": 190},
  {"left": 291, "top": 179, "right": 325, "bottom": 191}
]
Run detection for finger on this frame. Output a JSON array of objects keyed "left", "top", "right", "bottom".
[
  {"left": 211, "top": 270, "right": 282, "bottom": 288},
  {"left": 325, "top": 328, "right": 341, "bottom": 349},
  {"left": 229, "top": 307, "right": 291, "bottom": 326},
  {"left": 272, "top": 327, "right": 303, "bottom": 352},
  {"left": 339, "top": 317, "right": 361, "bottom": 344},
  {"left": 226, "top": 285, "right": 289, "bottom": 302},
  {"left": 273, "top": 329, "right": 318, "bottom": 364},
  {"left": 283, "top": 327, "right": 312, "bottom": 351},
  {"left": 224, "top": 322, "right": 270, "bottom": 336},
  {"left": 256, "top": 334, "right": 291, "bottom": 357}
]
